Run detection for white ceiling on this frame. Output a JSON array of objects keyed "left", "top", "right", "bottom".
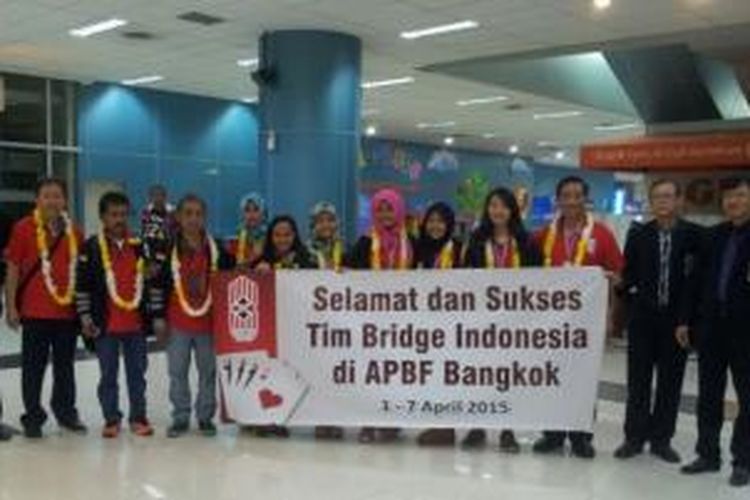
[{"left": 1, "top": 0, "right": 749, "bottom": 164}]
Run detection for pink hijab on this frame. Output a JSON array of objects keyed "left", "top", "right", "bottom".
[{"left": 371, "top": 188, "right": 407, "bottom": 263}]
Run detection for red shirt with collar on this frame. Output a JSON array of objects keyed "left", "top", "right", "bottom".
[
  {"left": 534, "top": 218, "right": 624, "bottom": 273},
  {"left": 105, "top": 237, "right": 143, "bottom": 335},
  {"left": 167, "top": 244, "right": 212, "bottom": 335},
  {"left": 4, "top": 215, "right": 82, "bottom": 321}
]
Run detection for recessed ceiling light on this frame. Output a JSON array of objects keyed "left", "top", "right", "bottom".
[
  {"left": 362, "top": 77, "right": 415, "bottom": 89},
  {"left": 417, "top": 121, "right": 456, "bottom": 129},
  {"left": 241, "top": 96, "right": 258, "bottom": 104},
  {"left": 555, "top": 151, "right": 566, "bottom": 160},
  {"left": 456, "top": 96, "right": 508, "bottom": 106},
  {"left": 482, "top": 133, "right": 497, "bottom": 139},
  {"left": 237, "top": 58, "right": 259, "bottom": 68},
  {"left": 537, "top": 141, "right": 558, "bottom": 147},
  {"left": 594, "top": 122, "right": 639, "bottom": 131},
  {"left": 444, "top": 136, "right": 455, "bottom": 146},
  {"left": 121, "top": 75, "right": 163, "bottom": 86},
  {"left": 70, "top": 18, "right": 128, "bottom": 38},
  {"left": 533, "top": 111, "right": 583, "bottom": 120},
  {"left": 401, "top": 20, "right": 479, "bottom": 40},
  {"left": 509, "top": 144, "right": 520, "bottom": 154},
  {"left": 593, "top": 0, "right": 612, "bottom": 11},
  {"left": 365, "top": 125, "right": 377, "bottom": 137}
]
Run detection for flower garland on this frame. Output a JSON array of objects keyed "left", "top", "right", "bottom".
[
  {"left": 543, "top": 213, "right": 594, "bottom": 267},
  {"left": 435, "top": 240, "right": 455, "bottom": 269},
  {"left": 315, "top": 240, "right": 343, "bottom": 271},
  {"left": 371, "top": 229, "right": 410, "bottom": 270},
  {"left": 237, "top": 229, "right": 262, "bottom": 265},
  {"left": 98, "top": 233, "right": 144, "bottom": 311},
  {"left": 33, "top": 209, "right": 77, "bottom": 306},
  {"left": 171, "top": 236, "right": 219, "bottom": 317},
  {"left": 484, "top": 238, "right": 521, "bottom": 269}
]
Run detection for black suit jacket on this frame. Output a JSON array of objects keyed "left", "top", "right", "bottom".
[
  {"left": 699, "top": 220, "right": 750, "bottom": 332},
  {"left": 622, "top": 218, "right": 706, "bottom": 326}
]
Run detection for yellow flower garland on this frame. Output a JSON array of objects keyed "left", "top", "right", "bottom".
[
  {"left": 314, "top": 240, "right": 343, "bottom": 271},
  {"left": 237, "top": 229, "right": 262, "bottom": 265},
  {"left": 436, "top": 240, "right": 455, "bottom": 269},
  {"left": 98, "top": 233, "right": 144, "bottom": 311},
  {"left": 33, "top": 209, "right": 77, "bottom": 306},
  {"left": 371, "top": 229, "right": 410, "bottom": 270},
  {"left": 542, "top": 213, "right": 594, "bottom": 267},
  {"left": 172, "top": 236, "right": 219, "bottom": 318},
  {"left": 484, "top": 239, "right": 521, "bottom": 269}
]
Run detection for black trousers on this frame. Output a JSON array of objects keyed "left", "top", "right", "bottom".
[
  {"left": 20, "top": 319, "right": 80, "bottom": 429},
  {"left": 695, "top": 318, "right": 750, "bottom": 468},
  {"left": 623, "top": 309, "right": 687, "bottom": 446}
]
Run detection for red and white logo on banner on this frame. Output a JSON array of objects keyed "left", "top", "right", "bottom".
[{"left": 228, "top": 275, "right": 259, "bottom": 342}]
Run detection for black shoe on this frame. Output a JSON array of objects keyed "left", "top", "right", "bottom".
[
  {"left": 24, "top": 426, "right": 43, "bottom": 439},
  {"left": 533, "top": 436, "right": 565, "bottom": 454},
  {"left": 166, "top": 422, "right": 190, "bottom": 439},
  {"left": 571, "top": 440, "right": 596, "bottom": 459},
  {"left": 730, "top": 466, "right": 750, "bottom": 487},
  {"left": 681, "top": 457, "right": 721, "bottom": 475},
  {"left": 614, "top": 441, "right": 643, "bottom": 460},
  {"left": 651, "top": 444, "right": 681, "bottom": 464},
  {"left": 59, "top": 419, "right": 88, "bottom": 435},
  {"left": 499, "top": 430, "right": 521, "bottom": 454},
  {"left": 461, "top": 429, "right": 487, "bottom": 449},
  {"left": 199, "top": 421, "right": 217, "bottom": 437},
  {"left": 0, "top": 424, "right": 13, "bottom": 442}
]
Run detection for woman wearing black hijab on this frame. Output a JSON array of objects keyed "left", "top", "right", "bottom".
[{"left": 414, "top": 202, "right": 463, "bottom": 446}]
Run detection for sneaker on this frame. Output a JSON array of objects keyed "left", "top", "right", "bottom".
[
  {"left": 102, "top": 422, "right": 121, "bottom": 439},
  {"left": 730, "top": 466, "right": 750, "bottom": 487},
  {"left": 416, "top": 429, "right": 455, "bottom": 447},
  {"left": 130, "top": 419, "right": 154, "bottom": 437},
  {"left": 461, "top": 429, "right": 487, "bottom": 449},
  {"left": 0, "top": 424, "right": 14, "bottom": 442},
  {"left": 166, "top": 422, "right": 190, "bottom": 439},
  {"left": 650, "top": 444, "right": 681, "bottom": 464},
  {"left": 358, "top": 428, "right": 376, "bottom": 444},
  {"left": 614, "top": 441, "right": 643, "bottom": 460},
  {"left": 533, "top": 435, "right": 565, "bottom": 454},
  {"left": 198, "top": 421, "right": 217, "bottom": 437},
  {"left": 681, "top": 457, "right": 721, "bottom": 475},
  {"left": 59, "top": 419, "right": 88, "bottom": 435},
  {"left": 499, "top": 430, "right": 521, "bottom": 454}
]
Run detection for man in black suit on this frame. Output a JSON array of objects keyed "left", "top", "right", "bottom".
[
  {"left": 615, "top": 179, "right": 705, "bottom": 463},
  {"left": 682, "top": 177, "right": 750, "bottom": 487}
]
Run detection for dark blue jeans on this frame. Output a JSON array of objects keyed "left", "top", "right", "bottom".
[{"left": 95, "top": 334, "right": 148, "bottom": 425}]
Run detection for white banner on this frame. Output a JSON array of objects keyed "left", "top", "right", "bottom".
[{"left": 219, "top": 268, "right": 608, "bottom": 431}]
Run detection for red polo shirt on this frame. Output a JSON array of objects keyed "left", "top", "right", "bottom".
[
  {"left": 167, "top": 247, "right": 212, "bottom": 335},
  {"left": 534, "top": 219, "right": 624, "bottom": 273},
  {"left": 4, "top": 215, "right": 82, "bottom": 321},
  {"left": 105, "top": 238, "right": 143, "bottom": 335}
]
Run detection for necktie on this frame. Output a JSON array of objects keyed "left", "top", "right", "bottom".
[{"left": 658, "top": 230, "right": 672, "bottom": 307}]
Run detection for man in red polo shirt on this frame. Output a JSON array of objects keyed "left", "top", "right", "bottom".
[
  {"left": 76, "top": 191, "right": 166, "bottom": 439},
  {"left": 160, "top": 194, "right": 233, "bottom": 438},
  {"left": 4, "top": 178, "right": 87, "bottom": 439},
  {"left": 532, "top": 175, "right": 624, "bottom": 459}
]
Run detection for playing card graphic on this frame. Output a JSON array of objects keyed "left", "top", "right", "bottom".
[
  {"left": 218, "top": 352, "right": 268, "bottom": 422},
  {"left": 228, "top": 275, "right": 259, "bottom": 342},
  {"left": 226, "top": 357, "right": 310, "bottom": 425}
]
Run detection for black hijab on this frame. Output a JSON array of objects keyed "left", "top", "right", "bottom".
[{"left": 416, "top": 202, "right": 456, "bottom": 267}]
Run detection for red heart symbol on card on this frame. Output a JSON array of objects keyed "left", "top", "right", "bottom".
[{"left": 258, "top": 388, "right": 283, "bottom": 409}]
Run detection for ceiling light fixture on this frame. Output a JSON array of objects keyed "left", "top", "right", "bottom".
[
  {"left": 237, "top": 58, "right": 259, "bottom": 68},
  {"left": 362, "top": 77, "right": 415, "bottom": 89},
  {"left": 456, "top": 96, "right": 508, "bottom": 106},
  {"left": 417, "top": 121, "right": 456, "bottom": 129},
  {"left": 121, "top": 75, "right": 163, "bottom": 86},
  {"left": 509, "top": 144, "right": 520, "bottom": 154},
  {"left": 593, "top": 0, "right": 612, "bottom": 11},
  {"left": 70, "top": 18, "right": 128, "bottom": 38},
  {"left": 482, "top": 133, "right": 497, "bottom": 139},
  {"left": 401, "top": 20, "right": 479, "bottom": 40},
  {"left": 444, "top": 136, "right": 455, "bottom": 146},
  {"left": 594, "top": 122, "right": 640, "bottom": 131},
  {"left": 365, "top": 125, "right": 377, "bottom": 137},
  {"left": 555, "top": 151, "right": 566, "bottom": 160},
  {"left": 533, "top": 110, "right": 583, "bottom": 120},
  {"left": 241, "top": 96, "right": 258, "bottom": 104}
]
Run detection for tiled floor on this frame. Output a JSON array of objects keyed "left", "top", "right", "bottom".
[{"left": 0, "top": 329, "right": 745, "bottom": 500}]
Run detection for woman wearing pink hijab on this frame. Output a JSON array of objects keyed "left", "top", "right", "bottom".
[{"left": 346, "top": 188, "right": 415, "bottom": 443}]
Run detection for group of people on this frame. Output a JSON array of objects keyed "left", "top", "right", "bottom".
[{"left": 0, "top": 175, "right": 748, "bottom": 487}]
